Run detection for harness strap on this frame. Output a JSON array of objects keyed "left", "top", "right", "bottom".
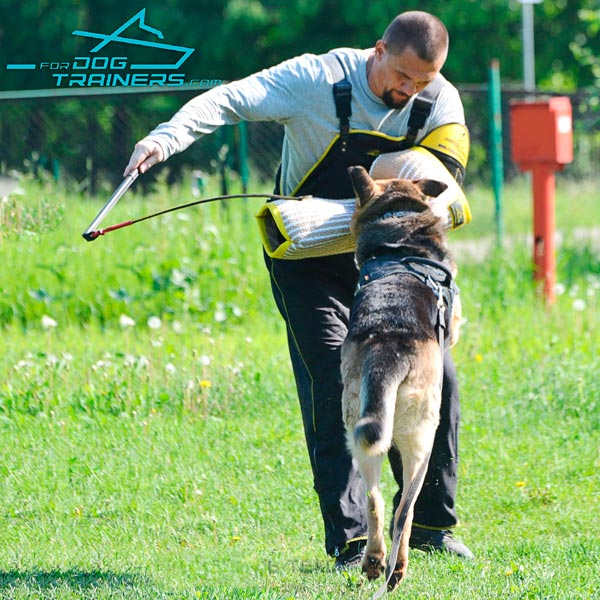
[
  {"left": 324, "top": 53, "right": 444, "bottom": 154},
  {"left": 359, "top": 252, "right": 454, "bottom": 291},
  {"left": 327, "top": 53, "right": 353, "bottom": 153},
  {"left": 403, "top": 77, "right": 444, "bottom": 148}
]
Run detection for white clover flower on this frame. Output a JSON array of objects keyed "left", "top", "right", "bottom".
[
  {"left": 46, "top": 354, "right": 59, "bottom": 367},
  {"left": 172, "top": 320, "right": 184, "bottom": 334},
  {"left": 119, "top": 314, "right": 136, "bottom": 328},
  {"left": 41, "top": 315, "right": 57, "bottom": 329},
  {"left": 214, "top": 309, "right": 227, "bottom": 323},
  {"left": 62, "top": 353, "right": 74, "bottom": 362},
  {"left": 124, "top": 354, "right": 136, "bottom": 367},
  {"left": 165, "top": 363, "right": 176, "bottom": 374},
  {"left": 199, "top": 355, "right": 211, "bottom": 367},
  {"left": 572, "top": 299, "right": 586, "bottom": 312},
  {"left": 232, "top": 306, "right": 243, "bottom": 318},
  {"left": 171, "top": 269, "right": 188, "bottom": 287},
  {"left": 554, "top": 282, "right": 566, "bottom": 296},
  {"left": 137, "top": 356, "right": 150, "bottom": 369},
  {"left": 14, "top": 359, "right": 34, "bottom": 371},
  {"left": 147, "top": 316, "right": 162, "bottom": 330}
]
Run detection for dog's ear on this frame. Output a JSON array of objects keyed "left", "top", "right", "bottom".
[
  {"left": 348, "top": 166, "right": 378, "bottom": 206},
  {"left": 413, "top": 179, "right": 448, "bottom": 198}
]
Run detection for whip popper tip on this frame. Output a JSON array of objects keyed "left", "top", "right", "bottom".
[
  {"left": 82, "top": 170, "right": 139, "bottom": 242},
  {"left": 82, "top": 231, "right": 101, "bottom": 242}
]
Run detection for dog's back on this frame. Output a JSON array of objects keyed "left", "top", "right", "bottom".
[
  {"left": 347, "top": 260, "right": 443, "bottom": 455},
  {"left": 341, "top": 166, "right": 459, "bottom": 591}
]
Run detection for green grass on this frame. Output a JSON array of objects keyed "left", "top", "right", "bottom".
[{"left": 0, "top": 175, "right": 599, "bottom": 598}]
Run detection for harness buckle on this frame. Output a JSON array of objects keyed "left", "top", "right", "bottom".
[
  {"left": 436, "top": 286, "right": 446, "bottom": 329},
  {"left": 333, "top": 79, "right": 352, "bottom": 153}
]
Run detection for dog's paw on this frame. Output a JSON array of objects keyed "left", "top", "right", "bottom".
[
  {"left": 362, "top": 553, "right": 385, "bottom": 581},
  {"left": 386, "top": 560, "right": 408, "bottom": 591}
]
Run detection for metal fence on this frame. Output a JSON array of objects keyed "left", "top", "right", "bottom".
[{"left": 0, "top": 85, "right": 598, "bottom": 194}]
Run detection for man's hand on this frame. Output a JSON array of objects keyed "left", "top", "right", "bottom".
[{"left": 123, "top": 139, "right": 165, "bottom": 176}]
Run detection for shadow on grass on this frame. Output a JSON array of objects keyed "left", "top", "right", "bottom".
[
  {"left": 0, "top": 568, "right": 149, "bottom": 592},
  {"left": 0, "top": 570, "right": 286, "bottom": 599}
]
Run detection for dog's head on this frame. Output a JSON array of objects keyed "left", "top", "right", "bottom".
[
  {"left": 348, "top": 165, "right": 450, "bottom": 262},
  {"left": 348, "top": 165, "right": 447, "bottom": 228}
]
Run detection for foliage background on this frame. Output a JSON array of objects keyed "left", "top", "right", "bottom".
[
  {"left": 1, "top": 0, "right": 598, "bottom": 89},
  {"left": 1, "top": 1, "right": 599, "bottom": 189}
]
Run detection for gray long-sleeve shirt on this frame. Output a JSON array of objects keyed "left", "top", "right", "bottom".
[{"left": 146, "top": 47, "right": 465, "bottom": 195}]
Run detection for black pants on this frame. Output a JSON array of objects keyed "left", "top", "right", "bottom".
[{"left": 265, "top": 251, "right": 460, "bottom": 555}]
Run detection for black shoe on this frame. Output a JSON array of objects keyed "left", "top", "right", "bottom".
[
  {"left": 409, "top": 525, "right": 474, "bottom": 559},
  {"left": 334, "top": 539, "right": 367, "bottom": 571}
]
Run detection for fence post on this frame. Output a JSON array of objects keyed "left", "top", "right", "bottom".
[
  {"left": 238, "top": 122, "right": 249, "bottom": 194},
  {"left": 217, "top": 127, "right": 230, "bottom": 198},
  {"left": 488, "top": 59, "right": 504, "bottom": 246}
]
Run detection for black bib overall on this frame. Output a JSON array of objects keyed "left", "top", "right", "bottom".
[{"left": 264, "top": 62, "right": 460, "bottom": 556}]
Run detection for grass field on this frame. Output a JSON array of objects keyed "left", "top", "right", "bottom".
[{"left": 0, "top": 174, "right": 599, "bottom": 599}]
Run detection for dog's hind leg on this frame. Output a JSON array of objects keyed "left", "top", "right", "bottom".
[
  {"left": 388, "top": 377, "right": 442, "bottom": 590},
  {"left": 353, "top": 351, "right": 408, "bottom": 581},
  {"left": 354, "top": 451, "right": 387, "bottom": 580},
  {"left": 386, "top": 449, "right": 423, "bottom": 589}
]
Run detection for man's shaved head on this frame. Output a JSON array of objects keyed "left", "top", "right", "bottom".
[{"left": 382, "top": 11, "right": 449, "bottom": 64}]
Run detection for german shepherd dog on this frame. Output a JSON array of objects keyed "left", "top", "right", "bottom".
[{"left": 341, "top": 166, "right": 461, "bottom": 593}]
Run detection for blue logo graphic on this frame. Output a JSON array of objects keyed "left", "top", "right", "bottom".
[
  {"left": 72, "top": 8, "right": 194, "bottom": 70},
  {"left": 5, "top": 9, "right": 219, "bottom": 89}
]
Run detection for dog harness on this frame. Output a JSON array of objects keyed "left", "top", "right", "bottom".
[{"left": 356, "top": 253, "right": 458, "bottom": 345}]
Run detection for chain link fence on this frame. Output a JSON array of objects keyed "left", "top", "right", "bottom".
[{"left": 0, "top": 85, "right": 598, "bottom": 194}]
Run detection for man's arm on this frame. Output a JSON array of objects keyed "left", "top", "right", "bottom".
[{"left": 124, "top": 53, "right": 325, "bottom": 176}]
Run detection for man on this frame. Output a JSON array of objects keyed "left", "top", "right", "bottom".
[{"left": 124, "top": 10, "right": 473, "bottom": 569}]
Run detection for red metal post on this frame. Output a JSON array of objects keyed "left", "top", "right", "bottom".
[
  {"left": 509, "top": 97, "right": 573, "bottom": 305},
  {"left": 531, "top": 164, "right": 556, "bottom": 304}
]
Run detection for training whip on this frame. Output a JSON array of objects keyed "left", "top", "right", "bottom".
[
  {"left": 81, "top": 171, "right": 305, "bottom": 242},
  {"left": 82, "top": 170, "right": 139, "bottom": 241}
]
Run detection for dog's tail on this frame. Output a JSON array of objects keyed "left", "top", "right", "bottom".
[{"left": 354, "top": 348, "right": 409, "bottom": 456}]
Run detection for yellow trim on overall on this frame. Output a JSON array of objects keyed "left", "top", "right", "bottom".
[
  {"left": 337, "top": 536, "right": 368, "bottom": 555},
  {"left": 418, "top": 123, "right": 470, "bottom": 169},
  {"left": 291, "top": 130, "right": 408, "bottom": 196},
  {"left": 413, "top": 522, "right": 461, "bottom": 531}
]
